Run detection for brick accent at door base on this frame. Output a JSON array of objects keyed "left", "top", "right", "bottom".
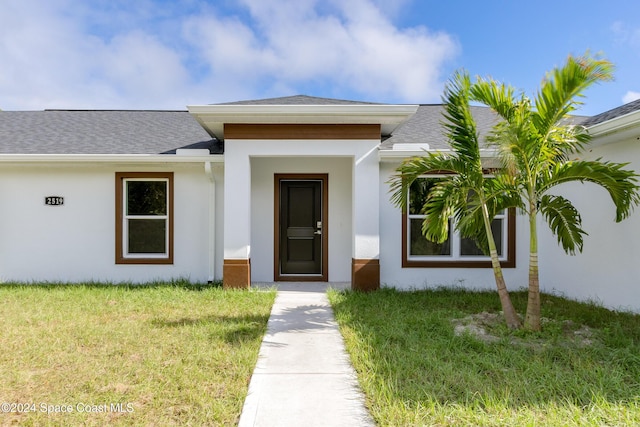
[{"left": 351, "top": 258, "right": 380, "bottom": 291}]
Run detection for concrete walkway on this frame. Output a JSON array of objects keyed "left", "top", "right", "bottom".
[{"left": 238, "top": 283, "right": 374, "bottom": 427}]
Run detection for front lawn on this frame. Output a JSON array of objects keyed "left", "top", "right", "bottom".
[
  {"left": 329, "top": 287, "right": 640, "bottom": 426},
  {"left": 0, "top": 282, "right": 276, "bottom": 426}
]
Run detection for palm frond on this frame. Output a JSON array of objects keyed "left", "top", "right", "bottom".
[
  {"left": 546, "top": 123, "right": 591, "bottom": 161},
  {"left": 388, "top": 153, "right": 466, "bottom": 212},
  {"left": 539, "top": 160, "right": 640, "bottom": 222},
  {"left": 539, "top": 194, "right": 587, "bottom": 255},
  {"left": 533, "top": 54, "right": 614, "bottom": 138},
  {"left": 470, "top": 79, "right": 539, "bottom": 184},
  {"left": 470, "top": 77, "right": 518, "bottom": 122},
  {"left": 421, "top": 178, "right": 463, "bottom": 243},
  {"left": 441, "top": 71, "right": 483, "bottom": 164}
]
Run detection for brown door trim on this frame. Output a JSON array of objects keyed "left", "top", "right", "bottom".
[{"left": 274, "top": 174, "right": 329, "bottom": 281}]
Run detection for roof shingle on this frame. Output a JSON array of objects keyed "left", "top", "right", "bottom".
[
  {"left": 380, "top": 105, "right": 500, "bottom": 150},
  {"left": 581, "top": 98, "right": 640, "bottom": 127},
  {"left": 217, "top": 94, "right": 381, "bottom": 106},
  {"left": 0, "top": 110, "right": 219, "bottom": 155}
]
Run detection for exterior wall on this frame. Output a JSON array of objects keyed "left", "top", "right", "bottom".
[
  {"left": 0, "top": 162, "right": 223, "bottom": 284},
  {"left": 378, "top": 161, "right": 530, "bottom": 291},
  {"left": 250, "top": 157, "right": 353, "bottom": 282},
  {"left": 538, "top": 137, "right": 640, "bottom": 311}
]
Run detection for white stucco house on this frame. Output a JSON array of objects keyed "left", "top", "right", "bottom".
[{"left": 0, "top": 95, "right": 638, "bottom": 311}]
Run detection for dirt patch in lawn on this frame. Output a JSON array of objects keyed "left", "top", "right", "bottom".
[{"left": 452, "top": 312, "right": 597, "bottom": 348}]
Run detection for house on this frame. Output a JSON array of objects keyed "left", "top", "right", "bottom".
[{"left": 0, "top": 95, "right": 638, "bottom": 311}]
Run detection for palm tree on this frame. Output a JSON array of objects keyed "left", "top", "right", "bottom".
[
  {"left": 389, "top": 71, "right": 522, "bottom": 329},
  {"left": 470, "top": 54, "right": 640, "bottom": 331}
]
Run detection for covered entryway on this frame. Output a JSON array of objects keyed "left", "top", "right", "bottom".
[
  {"left": 275, "top": 174, "right": 328, "bottom": 281},
  {"left": 187, "top": 96, "right": 418, "bottom": 290}
]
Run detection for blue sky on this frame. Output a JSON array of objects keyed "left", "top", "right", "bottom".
[{"left": 2, "top": 0, "right": 639, "bottom": 115}]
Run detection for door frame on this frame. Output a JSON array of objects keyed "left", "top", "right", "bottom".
[{"left": 274, "top": 173, "right": 329, "bottom": 282}]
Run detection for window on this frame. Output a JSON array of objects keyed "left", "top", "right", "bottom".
[
  {"left": 116, "top": 172, "right": 173, "bottom": 264},
  {"left": 402, "top": 177, "right": 515, "bottom": 268}
]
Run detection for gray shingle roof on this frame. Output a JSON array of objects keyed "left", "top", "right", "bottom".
[
  {"left": 217, "top": 94, "right": 381, "bottom": 105},
  {"left": 581, "top": 98, "right": 640, "bottom": 127},
  {"left": 0, "top": 95, "right": 634, "bottom": 155},
  {"left": 0, "top": 110, "right": 220, "bottom": 155},
  {"left": 381, "top": 104, "right": 500, "bottom": 150}
]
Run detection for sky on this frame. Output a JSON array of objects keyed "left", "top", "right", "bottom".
[{"left": 1, "top": 0, "right": 639, "bottom": 115}]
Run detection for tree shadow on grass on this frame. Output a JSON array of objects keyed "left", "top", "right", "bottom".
[{"left": 151, "top": 314, "right": 270, "bottom": 345}]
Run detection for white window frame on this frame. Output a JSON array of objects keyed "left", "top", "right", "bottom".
[
  {"left": 116, "top": 172, "right": 173, "bottom": 265},
  {"left": 123, "top": 177, "right": 170, "bottom": 259}
]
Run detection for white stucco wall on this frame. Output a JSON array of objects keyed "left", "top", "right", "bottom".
[
  {"left": 378, "top": 161, "right": 530, "bottom": 291},
  {"left": 538, "top": 137, "right": 640, "bottom": 311},
  {"left": 0, "top": 162, "right": 223, "bottom": 284}
]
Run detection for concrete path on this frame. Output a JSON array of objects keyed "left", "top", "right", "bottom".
[{"left": 238, "top": 283, "right": 375, "bottom": 427}]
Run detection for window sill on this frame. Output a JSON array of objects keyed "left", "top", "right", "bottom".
[
  {"left": 402, "top": 259, "right": 515, "bottom": 268},
  {"left": 116, "top": 257, "right": 173, "bottom": 265}
]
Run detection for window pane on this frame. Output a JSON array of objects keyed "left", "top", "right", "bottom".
[
  {"left": 460, "top": 219, "right": 503, "bottom": 256},
  {"left": 127, "top": 181, "right": 167, "bottom": 216},
  {"left": 409, "top": 178, "right": 439, "bottom": 215},
  {"left": 128, "top": 219, "right": 166, "bottom": 254},
  {"left": 410, "top": 218, "right": 451, "bottom": 256}
]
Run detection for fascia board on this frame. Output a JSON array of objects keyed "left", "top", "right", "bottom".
[
  {"left": 588, "top": 110, "right": 640, "bottom": 146},
  {"left": 0, "top": 154, "right": 225, "bottom": 164},
  {"left": 188, "top": 104, "right": 419, "bottom": 119},
  {"left": 379, "top": 148, "right": 499, "bottom": 162}
]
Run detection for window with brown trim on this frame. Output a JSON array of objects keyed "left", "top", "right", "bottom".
[
  {"left": 402, "top": 177, "right": 515, "bottom": 268},
  {"left": 116, "top": 172, "right": 173, "bottom": 264}
]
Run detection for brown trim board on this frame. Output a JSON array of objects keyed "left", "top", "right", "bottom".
[
  {"left": 351, "top": 258, "right": 380, "bottom": 291},
  {"left": 225, "top": 123, "right": 381, "bottom": 140},
  {"left": 223, "top": 259, "right": 251, "bottom": 289}
]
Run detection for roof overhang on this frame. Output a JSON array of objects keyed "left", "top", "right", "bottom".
[
  {"left": 379, "top": 148, "right": 501, "bottom": 167},
  {"left": 187, "top": 104, "right": 419, "bottom": 139},
  {"left": 0, "top": 154, "right": 225, "bottom": 164},
  {"left": 587, "top": 109, "right": 640, "bottom": 147}
]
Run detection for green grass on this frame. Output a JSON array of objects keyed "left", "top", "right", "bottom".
[
  {"left": 328, "top": 287, "right": 640, "bottom": 426},
  {"left": 0, "top": 281, "right": 276, "bottom": 426}
]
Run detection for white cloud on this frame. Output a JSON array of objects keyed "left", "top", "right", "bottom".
[
  {"left": 611, "top": 21, "right": 640, "bottom": 47},
  {"left": 186, "top": 0, "right": 458, "bottom": 103},
  {"left": 623, "top": 91, "right": 640, "bottom": 104},
  {"left": 0, "top": 0, "right": 196, "bottom": 109},
  {"left": 0, "top": 0, "right": 458, "bottom": 109}
]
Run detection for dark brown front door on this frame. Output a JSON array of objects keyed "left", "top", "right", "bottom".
[{"left": 275, "top": 174, "right": 328, "bottom": 281}]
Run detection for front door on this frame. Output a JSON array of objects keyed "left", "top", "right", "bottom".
[{"left": 275, "top": 174, "right": 328, "bottom": 281}]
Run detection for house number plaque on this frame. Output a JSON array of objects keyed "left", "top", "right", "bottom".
[{"left": 45, "top": 196, "right": 64, "bottom": 206}]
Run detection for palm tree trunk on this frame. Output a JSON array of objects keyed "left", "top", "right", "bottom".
[
  {"left": 483, "top": 204, "right": 521, "bottom": 329},
  {"left": 525, "top": 205, "right": 541, "bottom": 331}
]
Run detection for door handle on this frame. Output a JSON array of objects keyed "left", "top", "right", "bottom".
[{"left": 315, "top": 221, "right": 322, "bottom": 235}]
